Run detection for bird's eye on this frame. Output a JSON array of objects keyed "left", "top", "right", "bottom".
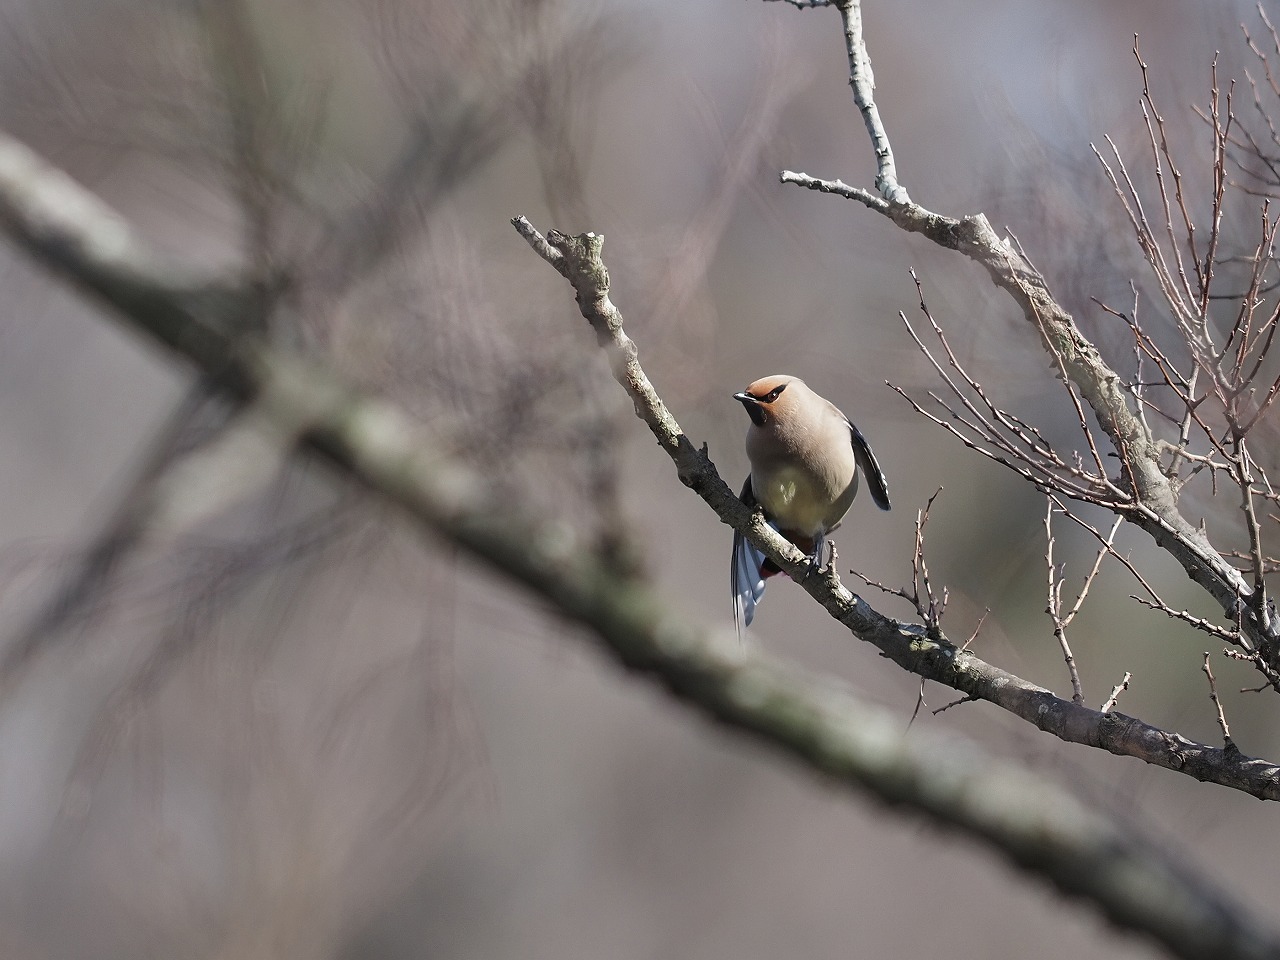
[{"left": 764, "top": 384, "right": 787, "bottom": 402}]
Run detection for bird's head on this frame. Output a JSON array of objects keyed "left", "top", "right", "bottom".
[{"left": 734, "top": 375, "right": 801, "bottom": 427}]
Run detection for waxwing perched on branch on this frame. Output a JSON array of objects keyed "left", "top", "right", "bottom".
[{"left": 732, "top": 375, "right": 891, "bottom": 632}]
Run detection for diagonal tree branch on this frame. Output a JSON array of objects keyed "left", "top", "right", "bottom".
[
  {"left": 510, "top": 217, "right": 1280, "bottom": 801},
  {"left": 784, "top": 169, "right": 1257, "bottom": 632}
]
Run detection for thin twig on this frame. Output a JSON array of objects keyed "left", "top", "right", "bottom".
[
  {"left": 1101, "top": 672, "right": 1133, "bottom": 713},
  {"left": 932, "top": 693, "right": 979, "bottom": 716},
  {"left": 1045, "top": 502, "right": 1086, "bottom": 704},
  {"left": 906, "top": 677, "right": 927, "bottom": 731},
  {"left": 962, "top": 609, "right": 989, "bottom": 653},
  {"left": 1202, "top": 652, "right": 1237, "bottom": 751},
  {"left": 832, "top": 0, "right": 909, "bottom": 203}
]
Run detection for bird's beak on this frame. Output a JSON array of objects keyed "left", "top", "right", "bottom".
[{"left": 734, "top": 391, "right": 767, "bottom": 426}]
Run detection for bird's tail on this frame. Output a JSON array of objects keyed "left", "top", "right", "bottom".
[{"left": 732, "top": 528, "right": 771, "bottom": 636}]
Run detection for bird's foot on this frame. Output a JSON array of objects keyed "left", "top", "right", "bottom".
[{"left": 801, "top": 541, "right": 838, "bottom": 584}]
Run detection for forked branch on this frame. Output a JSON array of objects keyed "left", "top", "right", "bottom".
[{"left": 778, "top": 5, "right": 1280, "bottom": 680}]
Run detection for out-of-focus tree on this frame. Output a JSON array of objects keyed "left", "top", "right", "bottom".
[{"left": 5, "top": 2, "right": 1280, "bottom": 960}]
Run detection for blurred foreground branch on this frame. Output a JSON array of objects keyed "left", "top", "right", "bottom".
[{"left": 2, "top": 131, "right": 1280, "bottom": 960}]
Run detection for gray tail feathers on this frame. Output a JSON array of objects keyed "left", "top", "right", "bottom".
[{"left": 732, "top": 528, "right": 769, "bottom": 635}]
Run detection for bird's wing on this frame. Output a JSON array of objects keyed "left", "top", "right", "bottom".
[
  {"left": 732, "top": 477, "right": 770, "bottom": 635},
  {"left": 846, "top": 417, "right": 891, "bottom": 511}
]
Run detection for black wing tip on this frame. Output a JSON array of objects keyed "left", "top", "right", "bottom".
[
  {"left": 848, "top": 423, "right": 892, "bottom": 512},
  {"left": 862, "top": 455, "right": 892, "bottom": 511}
]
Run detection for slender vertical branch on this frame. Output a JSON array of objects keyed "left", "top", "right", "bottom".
[
  {"left": 1203, "top": 653, "right": 1238, "bottom": 751},
  {"left": 1045, "top": 502, "right": 1085, "bottom": 705},
  {"left": 1044, "top": 505, "right": 1122, "bottom": 706},
  {"left": 834, "top": 0, "right": 910, "bottom": 203},
  {"left": 1101, "top": 672, "right": 1133, "bottom": 713}
]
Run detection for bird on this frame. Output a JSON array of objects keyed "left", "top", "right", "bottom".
[{"left": 731, "top": 375, "right": 891, "bottom": 632}]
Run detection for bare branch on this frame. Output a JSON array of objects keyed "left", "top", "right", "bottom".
[
  {"left": 779, "top": 169, "right": 888, "bottom": 211},
  {"left": 931, "top": 693, "right": 978, "bottom": 716},
  {"left": 1203, "top": 652, "right": 1239, "bottom": 751},
  {"left": 1101, "top": 672, "right": 1133, "bottom": 714},
  {"left": 1224, "top": 647, "right": 1280, "bottom": 693},
  {"left": 961, "top": 609, "right": 989, "bottom": 652},
  {"left": 779, "top": 26, "right": 1278, "bottom": 672},
  {"left": 1045, "top": 506, "right": 1121, "bottom": 705},
  {"left": 1045, "top": 502, "right": 1085, "bottom": 705},
  {"left": 1132, "top": 594, "right": 1244, "bottom": 644},
  {"left": 909, "top": 490, "right": 946, "bottom": 630},
  {"left": 832, "top": 0, "right": 909, "bottom": 203},
  {"left": 894, "top": 284, "right": 1120, "bottom": 506}
]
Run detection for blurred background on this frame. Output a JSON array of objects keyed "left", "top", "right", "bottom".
[{"left": 0, "top": 0, "right": 1275, "bottom": 957}]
